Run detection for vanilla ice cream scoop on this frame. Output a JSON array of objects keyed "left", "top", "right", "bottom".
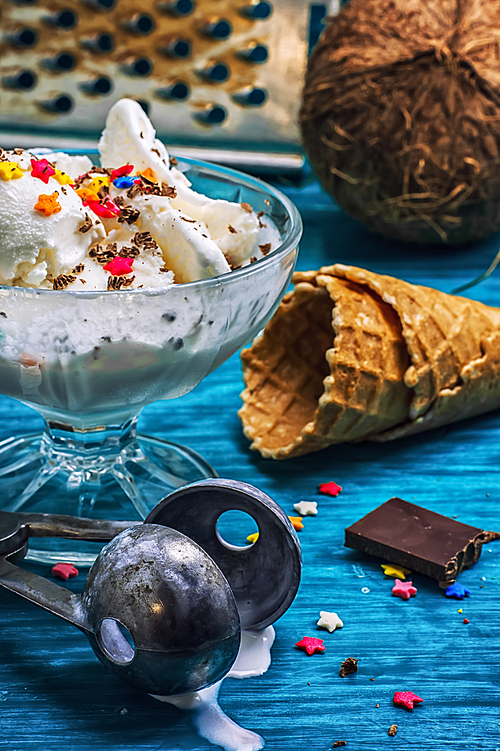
[{"left": 0, "top": 151, "right": 104, "bottom": 286}]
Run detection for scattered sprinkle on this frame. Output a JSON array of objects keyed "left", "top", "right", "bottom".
[
  {"left": 481, "top": 576, "right": 487, "bottom": 581},
  {"left": 78, "top": 213, "right": 93, "bottom": 233},
  {"left": 240, "top": 202, "right": 253, "bottom": 213},
  {"left": 293, "top": 501, "right": 318, "bottom": 516},
  {"left": 169, "top": 156, "right": 178, "bottom": 166},
  {"left": 393, "top": 691, "right": 423, "bottom": 710},
  {"left": 339, "top": 657, "right": 358, "bottom": 677},
  {"left": 295, "top": 637, "right": 325, "bottom": 656},
  {"left": 259, "top": 242, "right": 272, "bottom": 255},
  {"left": 318, "top": 481, "right": 342, "bottom": 497},
  {"left": 388, "top": 725, "right": 398, "bottom": 737},
  {"left": 361, "top": 586, "right": 370, "bottom": 593},
  {"left": 463, "top": 618, "right": 469, "bottom": 624},
  {"left": 288, "top": 516, "right": 304, "bottom": 531},
  {"left": 381, "top": 564, "right": 411, "bottom": 579},
  {"left": 228, "top": 225, "right": 237, "bottom": 233},
  {"left": 392, "top": 579, "right": 417, "bottom": 600},
  {"left": 317, "top": 611, "right": 343, "bottom": 633},
  {"left": 246, "top": 532, "right": 259, "bottom": 543},
  {"left": 52, "top": 562, "right": 79, "bottom": 580},
  {"left": 445, "top": 582, "right": 470, "bottom": 599},
  {"left": 111, "top": 164, "right": 134, "bottom": 180},
  {"left": 30, "top": 158, "right": 55, "bottom": 183},
  {"left": 332, "top": 743, "right": 346, "bottom": 748},
  {"left": 375, "top": 704, "right": 379, "bottom": 708},
  {"left": 0, "top": 161, "right": 23, "bottom": 180},
  {"left": 34, "top": 193, "right": 61, "bottom": 216},
  {"left": 103, "top": 256, "right": 134, "bottom": 276}
]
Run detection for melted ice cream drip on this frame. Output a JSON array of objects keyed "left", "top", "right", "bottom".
[{"left": 153, "top": 626, "right": 275, "bottom": 751}]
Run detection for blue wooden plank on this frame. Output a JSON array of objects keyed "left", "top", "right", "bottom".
[{"left": 0, "top": 180, "right": 499, "bottom": 750}]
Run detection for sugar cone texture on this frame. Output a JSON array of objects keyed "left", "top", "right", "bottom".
[{"left": 239, "top": 265, "right": 500, "bottom": 459}]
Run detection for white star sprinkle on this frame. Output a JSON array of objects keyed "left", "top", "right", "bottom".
[
  {"left": 317, "top": 611, "right": 343, "bottom": 633},
  {"left": 293, "top": 501, "right": 318, "bottom": 516}
]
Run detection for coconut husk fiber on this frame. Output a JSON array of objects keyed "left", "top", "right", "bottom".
[
  {"left": 300, "top": 0, "right": 500, "bottom": 245},
  {"left": 238, "top": 265, "right": 500, "bottom": 459}
]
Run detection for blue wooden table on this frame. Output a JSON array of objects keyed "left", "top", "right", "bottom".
[{"left": 1, "top": 180, "right": 500, "bottom": 750}]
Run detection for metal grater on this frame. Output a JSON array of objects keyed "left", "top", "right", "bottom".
[{"left": 0, "top": 0, "right": 340, "bottom": 171}]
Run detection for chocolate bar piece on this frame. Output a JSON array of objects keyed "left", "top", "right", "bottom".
[{"left": 344, "top": 498, "right": 500, "bottom": 582}]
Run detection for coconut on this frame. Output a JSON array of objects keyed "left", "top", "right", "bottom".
[{"left": 300, "top": 0, "right": 500, "bottom": 245}]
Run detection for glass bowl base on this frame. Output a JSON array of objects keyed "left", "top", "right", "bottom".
[{"left": 0, "top": 432, "right": 216, "bottom": 566}]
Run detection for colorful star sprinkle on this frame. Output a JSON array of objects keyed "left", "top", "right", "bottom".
[
  {"left": 317, "top": 611, "right": 343, "bottom": 633},
  {"left": 75, "top": 187, "right": 100, "bottom": 204},
  {"left": 392, "top": 579, "right": 417, "bottom": 600},
  {"left": 89, "top": 198, "right": 120, "bottom": 219},
  {"left": 247, "top": 532, "right": 259, "bottom": 543},
  {"left": 381, "top": 564, "right": 412, "bottom": 580},
  {"left": 52, "top": 562, "right": 79, "bottom": 580},
  {"left": 393, "top": 691, "right": 423, "bottom": 710},
  {"left": 295, "top": 637, "right": 325, "bottom": 655},
  {"left": 293, "top": 501, "right": 318, "bottom": 516},
  {"left": 88, "top": 175, "right": 110, "bottom": 194},
  {"left": 0, "top": 161, "right": 23, "bottom": 180},
  {"left": 52, "top": 169, "right": 73, "bottom": 186},
  {"left": 137, "top": 167, "right": 156, "bottom": 181},
  {"left": 34, "top": 193, "right": 61, "bottom": 217},
  {"left": 318, "top": 481, "right": 342, "bottom": 497},
  {"left": 110, "top": 164, "right": 134, "bottom": 180},
  {"left": 30, "top": 158, "right": 56, "bottom": 184},
  {"left": 445, "top": 582, "right": 470, "bottom": 599},
  {"left": 113, "top": 176, "right": 140, "bottom": 189},
  {"left": 103, "top": 256, "right": 134, "bottom": 275},
  {"left": 288, "top": 516, "right": 304, "bottom": 531}
]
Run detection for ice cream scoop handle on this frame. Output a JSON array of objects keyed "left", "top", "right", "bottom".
[{"left": 0, "top": 558, "right": 89, "bottom": 631}]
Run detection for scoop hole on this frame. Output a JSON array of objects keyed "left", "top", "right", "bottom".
[
  {"left": 97, "top": 618, "right": 136, "bottom": 664},
  {"left": 216, "top": 510, "right": 259, "bottom": 549}
]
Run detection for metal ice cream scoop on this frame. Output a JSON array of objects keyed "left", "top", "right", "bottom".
[{"left": 0, "top": 479, "right": 301, "bottom": 696}]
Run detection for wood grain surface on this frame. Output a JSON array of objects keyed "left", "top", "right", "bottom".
[{"left": 0, "top": 181, "right": 499, "bottom": 751}]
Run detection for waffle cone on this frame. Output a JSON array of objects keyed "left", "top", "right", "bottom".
[{"left": 239, "top": 264, "right": 500, "bottom": 459}]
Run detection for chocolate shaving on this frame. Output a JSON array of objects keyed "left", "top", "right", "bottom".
[
  {"left": 72, "top": 263, "right": 85, "bottom": 273},
  {"left": 105, "top": 242, "right": 118, "bottom": 255},
  {"left": 257, "top": 211, "right": 265, "bottom": 218},
  {"left": 89, "top": 244, "right": 115, "bottom": 264},
  {"left": 159, "top": 266, "right": 170, "bottom": 273},
  {"left": 118, "top": 206, "right": 141, "bottom": 224},
  {"left": 78, "top": 214, "right": 92, "bottom": 233},
  {"left": 169, "top": 156, "right": 178, "bottom": 166},
  {"left": 53, "top": 274, "right": 76, "bottom": 290},
  {"left": 13, "top": 148, "right": 24, "bottom": 155},
  {"left": 119, "top": 245, "right": 140, "bottom": 258},
  {"left": 388, "top": 725, "right": 398, "bottom": 737},
  {"left": 139, "top": 174, "right": 156, "bottom": 186},
  {"left": 258, "top": 218, "right": 267, "bottom": 228},
  {"left": 107, "top": 275, "right": 135, "bottom": 290},
  {"left": 126, "top": 184, "right": 141, "bottom": 199},
  {"left": 228, "top": 225, "right": 237, "bottom": 234},
  {"left": 114, "top": 195, "right": 125, "bottom": 207},
  {"left": 181, "top": 217, "right": 196, "bottom": 223},
  {"left": 61, "top": 186, "right": 67, "bottom": 195},
  {"left": 240, "top": 202, "right": 253, "bottom": 213},
  {"left": 160, "top": 184, "right": 177, "bottom": 198},
  {"left": 98, "top": 184, "right": 110, "bottom": 199},
  {"left": 133, "top": 231, "right": 151, "bottom": 246},
  {"left": 151, "top": 148, "right": 161, "bottom": 157},
  {"left": 259, "top": 243, "right": 272, "bottom": 255},
  {"left": 339, "top": 657, "right": 358, "bottom": 677},
  {"left": 230, "top": 263, "right": 242, "bottom": 271}
]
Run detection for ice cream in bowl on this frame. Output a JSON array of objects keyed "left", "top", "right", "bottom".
[{"left": 0, "top": 99, "right": 302, "bottom": 564}]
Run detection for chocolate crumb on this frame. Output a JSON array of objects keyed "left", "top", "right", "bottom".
[
  {"left": 126, "top": 184, "right": 141, "bottom": 200},
  {"left": 259, "top": 243, "right": 272, "bottom": 255},
  {"left": 114, "top": 195, "right": 125, "bottom": 207},
  {"left": 78, "top": 214, "right": 92, "bottom": 233},
  {"left": 375, "top": 704, "right": 379, "bottom": 708},
  {"left": 72, "top": 263, "right": 85, "bottom": 274},
  {"left": 240, "top": 202, "right": 253, "bottom": 213},
  {"left": 159, "top": 266, "right": 170, "bottom": 272},
  {"left": 61, "top": 186, "right": 67, "bottom": 195},
  {"left": 257, "top": 211, "right": 264, "bottom": 218},
  {"left": 80, "top": 279, "right": 87, "bottom": 284},
  {"left": 228, "top": 225, "right": 237, "bottom": 234},
  {"left": 151, "top": 148, "right": 161, "bottom": 157},
  {"left": 53, "top": 274, "right": 76, "bottom": 290},
  {"left": 172, "top": 337, "right": 184, "bottom": 350},
  {"left": 388, "top": 725, "right": 398, "bottom": 737},
  {"left": 332, "top": 743, "right": 346, "bottom": 748},
  {"left": 258, "top": 218, "right": 267, "bottom": 228},
  {"left": 250, "top": 256, "right": 257, "bottom": 264},
  {"left": 230, "top": 263, "right": 242, "bottom": 271},
  {"left": 169, "top": 156, "right": 178, "bottom": 166},
  {"left": 101, "top": 336, "right": 112, "bottom": 342},
  {"left": 13, "top": 148, "right": 24, "bottom": 155},
  {"left": 160, "top": 183, "right": 177, "bottom": 198},
  {"left": 369, "top": 678, "right": 375, "bottom": 682},
  {"left": 162, "top": 311, "right": 177, "bottom": 322},
  {"left": 264, "top": 199, "right": 270, "bottom": 205},
  {"left": 339, "top": 657, "right": 358, "bottom": 678},
  {"left": 118, "top": 206, "right": 141, "bottom": 224},
  {"left": 0, "top": 312, "right": 7, "bottom": 318},
  {"left": 181, "top": 216, "right": 196, "bottom": 223}
]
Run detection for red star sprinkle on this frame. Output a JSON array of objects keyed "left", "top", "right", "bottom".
[
  {"left": 392, "top": 579, "right": 417, "bottom": 600},
  {"left": 393, "top": 691, "right": 423, "bottom": 710},
  {"left": 52, "top": 562, "right": 79, "bottom": 580},
  {"left": 103, "top": 256, "right": 135, "bottom": 275},
  {"left": 111, "top": 164, "right": 134, "bottom": 181},
  {"left": 295, "top": 637, "right": 325, "bottom": 656},
  {"left": 318, "top": 481, "right": 342, "bottom": 497},
  {"left": 31, "top": 158, "right": 56, "bottom": 184},
  {"left": 89, "top": 198, "right": 120, "bottom": 219}
]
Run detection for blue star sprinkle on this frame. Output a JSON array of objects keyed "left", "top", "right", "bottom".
[
  {"left": 113, "top": 176, "right": 139, "bottom": 189},
  {"left": 445, "top": 582, "right": 470, "bottom": 599}
]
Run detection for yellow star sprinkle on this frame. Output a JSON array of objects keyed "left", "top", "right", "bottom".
[
  {"left": 53, "top": 169, "right": 74, "bottom": 186},
  {"left": 34, "top": 192, "right": 61, "bottom": 217},
  {"left": 0, "top": 161, "right": 23, "bottom": 180},
  {"left": 246, "top": 532, "right": 259, "bottom": 543},
  {"left": 381, "top": 564, "right": 412, "bottom": 580},
  {"left": 88, "top": 175, "right": 110, "bottom": 193}
]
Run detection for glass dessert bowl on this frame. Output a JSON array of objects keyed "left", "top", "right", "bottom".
[{"left": 0, "top": 157, "right": 302, "bottom": 565}]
